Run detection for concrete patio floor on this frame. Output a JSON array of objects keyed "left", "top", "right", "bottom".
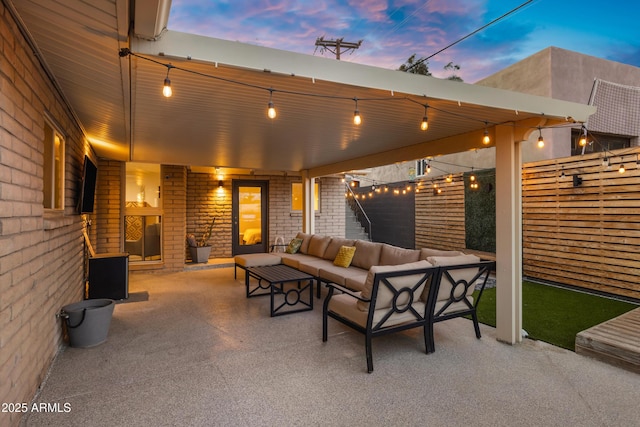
[{"left": 21, "top": 267, "right": 639, "bottom": 426}]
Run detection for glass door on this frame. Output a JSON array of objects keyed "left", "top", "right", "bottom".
[{"left": 232, "top": 180, "right": 268, "bottom": 255}]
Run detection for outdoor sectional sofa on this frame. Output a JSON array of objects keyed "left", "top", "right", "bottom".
[{"left": 235, "top": 232, "right": 495, "bottom": 372}]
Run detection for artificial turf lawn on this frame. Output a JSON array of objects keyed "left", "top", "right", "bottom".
[{"left": 473, "top": 281, "right": 639, "bottom": 351}]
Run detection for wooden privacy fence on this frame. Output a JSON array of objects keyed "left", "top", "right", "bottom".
[
  {"left": 413, "top": 148, "right": 640, "bottom": 300},
  {"left": 415, "top": 174, "right": 466, "bottom": 251},
  {"left": 522, "top": 147, "right": 640, "bottom": 300}
]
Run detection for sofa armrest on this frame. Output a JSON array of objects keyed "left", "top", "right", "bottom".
[{"left": 325, "top": 282, "right": 369, "bottom": 302}]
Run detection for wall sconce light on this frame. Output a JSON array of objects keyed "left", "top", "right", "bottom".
[
  {"left": 573, "top": 175, "right": 583, "bottom": 187},
  {"left": 218, "top": 180, "right": 223, "bottom": 188}
]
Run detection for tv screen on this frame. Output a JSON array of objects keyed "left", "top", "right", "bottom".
[{"left": 79, "top": 155, "right": 98, "bottom": 213}]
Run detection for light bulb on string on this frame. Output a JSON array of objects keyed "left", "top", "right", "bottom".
[
  {"left": 482, "top": 122, "right": 490, "bottom": 144},
  {"left": 162, "top": 65, "right": 174, "bottom": 98},
  {"left": 267, "top": 89, "right": 277, "bottom": 119},
  {"left": 353, "top": 98, "right": 361, "bottom": 125},
  {"left": 578, "top": 126, "right": 588, "bottom": 147},
  {"left": 537, "top": 127, "right": 544, "bottom": 148},
  {"left": 420, "top": 105, "right": 429, "bottom": 131},
  {"left": 619, "top": 162, "right": 626, "bottom": 174}
]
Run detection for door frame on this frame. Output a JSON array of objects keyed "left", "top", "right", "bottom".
[{"left": 232, "top": 180, "right": 269, "bottom": 255}]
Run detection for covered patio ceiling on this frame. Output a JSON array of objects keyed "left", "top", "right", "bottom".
[{"left": 11, "top": 0, "right": 595, "bottom": 178}]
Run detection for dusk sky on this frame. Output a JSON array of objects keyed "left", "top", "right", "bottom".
[{"left": 167, "top": 0, "right": 640, "bottom": 83}]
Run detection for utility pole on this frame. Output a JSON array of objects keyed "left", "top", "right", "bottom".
[{"left": 314, "top": 36, "right": 362, "bottom": 60}]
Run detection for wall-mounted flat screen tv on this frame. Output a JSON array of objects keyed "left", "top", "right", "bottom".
[{"left": 79, "top": 155, "right": 98, "bottom": 213}]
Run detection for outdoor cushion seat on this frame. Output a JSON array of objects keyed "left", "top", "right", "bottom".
[
  {"left": 323, "top": 261, "right": 439, "bottom": 373},
  {"left": 279, "top": 253, "right": 318, "bottom": 269},
  {"left": 234, "top": 253, "right": 281, "bottom": 278}
]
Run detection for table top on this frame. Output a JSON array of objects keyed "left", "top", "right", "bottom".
[{"left": 247, "top": 264, "right": 313, "bottom": 284}]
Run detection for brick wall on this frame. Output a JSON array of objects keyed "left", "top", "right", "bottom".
[
  {"left": 161, "top": 165, "right": 187, "bottom": 271},
  {"left": 0, "top": 6, "right": 92, "bottom": 425},
  {"left": 186, "top": 171, "right": 232, "bottom": 259},
  {"left": 186, "top": 174, "right": 345, "bottom": 259},
  {"left": 95, "top": 160, "right": 122, "bottom": 253}
]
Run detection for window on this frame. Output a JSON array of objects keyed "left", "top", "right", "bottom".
[
  {"left": 291, "top": 182, "right": 319, "bottom": 211},
  {"left": 571, "top": 129, "right": 630, "bottom": 156},
  {"left": 415, "top": 159, "right": 428, "bottom": 177},
  {"left": 125, "top": 163, "right": 162, "bottom": 262},
  {"left": 43, "top": 120, "right": 65, "bottom": 210}
]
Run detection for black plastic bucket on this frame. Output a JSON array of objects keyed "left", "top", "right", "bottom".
[{"left": 60, "top": 299, "right": 115, "bottom": 348}]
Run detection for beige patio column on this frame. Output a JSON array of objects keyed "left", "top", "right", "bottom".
[
  {"left": 301, "top": 171, "right": 316, "bottom": 234},
  {"left": 495, "top": 124, "right": 523, "bottom": 344}
]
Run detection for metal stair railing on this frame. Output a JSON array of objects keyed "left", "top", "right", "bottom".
[{"left": 344, "top": 182, "right": 372, "bottom": 241}]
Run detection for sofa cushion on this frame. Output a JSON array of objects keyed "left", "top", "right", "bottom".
[
  {"left": 307, "top": 235, "right": 332, "bottom": 258},
  {"left": 379, "top": 244, "right": 420, "bottom": 265},
  {"left": 323, "top": 237, "right": 356, "bottom": 260},
  {"left": 333, "top": 246, "right": 356, "bottom": 268},
  {"left": 343, "top": 270, "right": 369, "bottom": 292},
  {"left": 285, "top": 238, "right": 303, "bottom": 254},
  {"left": 419, "top": 248, "right": 464, "bottom": 260},
  {"left": 351, "top": 240, "right": 383, "bottom": 270},
  {"left": 298, "top": 259, "right": 333, "bottom": 276},
  {"left": 427, "top": 254, "right": 481, "bottom": 302},
  {"left": 318, "top": 264, "right": 364, "bottom": 287},
  {"left": 280, "top": 253, "right": 318, "bottom": 269},
  {"left": 357, "top": 260, "right": 432, "bottom": 311},
  {"left": 296, "top": 232, "right": 313, "bottom": 254}
]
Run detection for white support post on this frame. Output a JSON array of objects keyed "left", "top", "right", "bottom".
[
  {"left": 495, "top": 124, "right": 523, "bottom": 344},
  {"left": 301, "top": 171, "right": 315, "bottom": 234}
]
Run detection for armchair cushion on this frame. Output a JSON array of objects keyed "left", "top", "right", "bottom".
[
  {"left": 357, "top": 260, "right": 431, "bottom": 311},
  {"left": 427, "top": 254, "right": 481, "bottom": 303}
]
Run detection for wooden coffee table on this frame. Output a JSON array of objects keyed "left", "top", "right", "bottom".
[{"left": 245, "top": 264, "right": 314, "bottom": 316}]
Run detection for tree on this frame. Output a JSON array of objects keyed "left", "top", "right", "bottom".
[
  {"left": 399, "top": 55, "right": 464, "bottom": 82},
  {"left": 398, "top": 54, "right": 431, "bottom": 76},
  {"left": 444, "top": 62, "right": 463, "bottom": 82}
]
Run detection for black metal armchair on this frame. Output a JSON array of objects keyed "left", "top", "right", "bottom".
[
  {"left": 426, "top": 260, "right": 496, "bottom": 352},
  {"left": 322, "top": 263, "right": 439, "bottom": 373}
]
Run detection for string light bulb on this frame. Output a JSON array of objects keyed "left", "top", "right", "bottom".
[
  {"left": 483, "top": 122, "right": 490, "bottom": 144},
  {"left": 619, "top": 163, "right": 625, "bottom": 174},
  {"left": 537, "top": 127, "right": 544, "bottom": 148},
  {"left": 353, "top": 98, "right": 361, "bottom": 125},
  {"left": 162, "top": 65, "right": 174, "bottom": 98},
  {"left": 267, "top": 90, "right": 276, "bottom": 119},
  {"left": 578, "top": 126, "right": 588, "bottom": 147},
  {"left": 420, "top": 105, "right": 429, "bottom": 131}
]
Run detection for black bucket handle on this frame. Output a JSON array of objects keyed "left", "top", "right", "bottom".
[{"left": 59, "top": 308, "right": 87, "bottom": 329}]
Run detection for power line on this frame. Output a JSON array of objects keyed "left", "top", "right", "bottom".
[{"left": 404, "top": 0, "right": 536, "bottom": 72}]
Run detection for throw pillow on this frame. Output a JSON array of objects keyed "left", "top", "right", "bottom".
[
  {"left": 333, "top": 246, "right": 356, "bottom": 268},
  {"left": 285, "top": 238, "right": 303, "bottom": 254}
]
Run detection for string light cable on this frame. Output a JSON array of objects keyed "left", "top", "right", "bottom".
[{"left": 119, "top": 47, "right": 586, "bottom": 138}]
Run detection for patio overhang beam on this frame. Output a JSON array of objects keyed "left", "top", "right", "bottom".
[
  {"left": 132, "top": 31, "right": 596, "bottom": 124},
  {"left": 308, "top": 117, "right": 573, "bottom": 178}
]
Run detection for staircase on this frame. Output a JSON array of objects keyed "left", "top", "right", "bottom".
[{"left": 345, "top": 200, "right": 370, "bottom": 241}]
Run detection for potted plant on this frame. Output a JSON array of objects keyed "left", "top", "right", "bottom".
[{"left": 187, "top": 218, "right": 215, "bottom": 263}]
